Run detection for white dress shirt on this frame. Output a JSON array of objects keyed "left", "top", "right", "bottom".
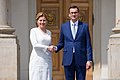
[
  {"left": 70, "top": 20, "right": 78, "bottom": 39},
  {"left": 70, "top": 20, "right": 78, "bottom": 53}
]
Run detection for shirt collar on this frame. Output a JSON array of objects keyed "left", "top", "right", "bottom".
[{"left": 70, "top": 20, "right": 78, "bottom": 26}]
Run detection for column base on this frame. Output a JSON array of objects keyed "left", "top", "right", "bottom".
[
  {"left": 112, "top": 26, "right": 120, "bottom": 33},
  {"left": 108, "top": 33, "right": 120, "bottom": 79},
  {"left": 0, "top": 35, "right": 20, "bottom": 80},
  {"left": 0, "top": 25, "right": 15, "bottom": 34}
]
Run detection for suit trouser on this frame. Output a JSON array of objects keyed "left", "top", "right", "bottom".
[{"left": 64, "top": 54, "right": 86, "bottom": 80}]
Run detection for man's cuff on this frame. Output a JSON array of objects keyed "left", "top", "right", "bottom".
[{"left": 54, "top": 46, "right": 58, "bottom": 51}]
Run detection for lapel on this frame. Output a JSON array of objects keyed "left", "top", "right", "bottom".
[
  {"left": 66, "top": 21, "right": 74, "bottom": 40},
  {"left": 65, "top": 21, "right": 83, "bottom": 40},
  {"left": 75, "top": 21, "right": 83, "bottom": 40}
]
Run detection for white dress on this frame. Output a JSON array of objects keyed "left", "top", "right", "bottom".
[{"left": 29, "top": 28, "right": 52, "bottom": 80}]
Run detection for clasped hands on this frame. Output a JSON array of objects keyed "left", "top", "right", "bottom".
[{"left": 47, "top": 45, "right": 56, "bottom": 52}]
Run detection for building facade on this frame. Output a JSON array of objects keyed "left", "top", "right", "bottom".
[{"left": 0, "top": 0, "right": 118, "bottom": 80}]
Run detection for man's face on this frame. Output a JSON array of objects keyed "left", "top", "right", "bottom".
[{"left": 69, "top": 8, "right": 79, "bottom": 22}]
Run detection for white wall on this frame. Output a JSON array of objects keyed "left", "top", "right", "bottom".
[
  {"left": 28, "top": 0, "right": 36, "bottom": 55},
  {"left": 10, "top": 0, "right": 29, "bottom": 80},
  {"left": 93, "top": 0, "right": 115, "bottom": 79},
  {"left": 8, "top": 0, "right": 115, "bottom": 80},
  {"left": 8, "top": 0, "right": 36, "bottom": 80},
  {"left": 101, "top": 0, "right": 115, "bottom": 79},
  {"left": 93, "top": 0, "right": 101, "bottom": 79}
]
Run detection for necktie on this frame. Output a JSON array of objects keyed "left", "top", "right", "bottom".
[
  {"left": 72, "top": 23, "right": 76, "bottom": 53},
  {"left": 73, "top": 23, "right": 76, "bottom": 39}
]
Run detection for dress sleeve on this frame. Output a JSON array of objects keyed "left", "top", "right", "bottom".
[{"left": 30, "top": 29, "right": 48, "bottom": 50}]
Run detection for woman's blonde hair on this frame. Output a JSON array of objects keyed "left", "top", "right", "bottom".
[{"left": 36, "top": 12, "right": 48, "bottom": 26}]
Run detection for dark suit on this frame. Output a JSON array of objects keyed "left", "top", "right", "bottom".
[{"left": 56, "top": 20, "right": 93, "bottom": 80}]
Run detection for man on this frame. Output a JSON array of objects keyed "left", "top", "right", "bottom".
[{"left": 54, "top": 5, "right": 93, "bottom": 80}]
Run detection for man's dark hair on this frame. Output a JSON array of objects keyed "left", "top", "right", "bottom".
[{"left": 68, "top": 5, "right": 79, "bottom": 12}]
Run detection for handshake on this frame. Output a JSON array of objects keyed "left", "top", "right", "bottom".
[{"left": 47, "top": 45, "right": 57, "bottom": 52}]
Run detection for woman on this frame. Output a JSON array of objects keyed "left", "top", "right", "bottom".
[{"left": 29, "top": 12, "right": 53, "bottom": 80}]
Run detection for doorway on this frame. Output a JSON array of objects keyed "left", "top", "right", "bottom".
[{"left": 36, "top": 0, "right": 93, "bottom": 80}]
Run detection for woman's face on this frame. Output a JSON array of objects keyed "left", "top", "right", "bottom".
[{"left": 37, "top": 16, "right": 47, "bottom": 28}]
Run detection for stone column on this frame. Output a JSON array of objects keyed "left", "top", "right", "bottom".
[
  {"left": 0, "top": 0, "right": 20, "bottom": 80},
  {"left": 0, "top": 0, "right": 15, "bottom": 34},
  {"left": 112, "top": 0, "right": 120, "bottom": 33},
  {"left": 108, "top": 0, "right": 120, "bottom": 79}
]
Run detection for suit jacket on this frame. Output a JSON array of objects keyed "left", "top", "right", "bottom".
[{"left": 56, "top": 20, "right": 93, "bottom": 66}]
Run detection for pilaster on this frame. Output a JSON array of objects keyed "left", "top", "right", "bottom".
[
  {"left": 0, "top": 0, "right": 20, "bottom": 80},
  {"left": 108, "top": 0, "right": 120, "bottom": 79},
  {"left": 0, "top": 0, "right": 15, "bottom": 34}
]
